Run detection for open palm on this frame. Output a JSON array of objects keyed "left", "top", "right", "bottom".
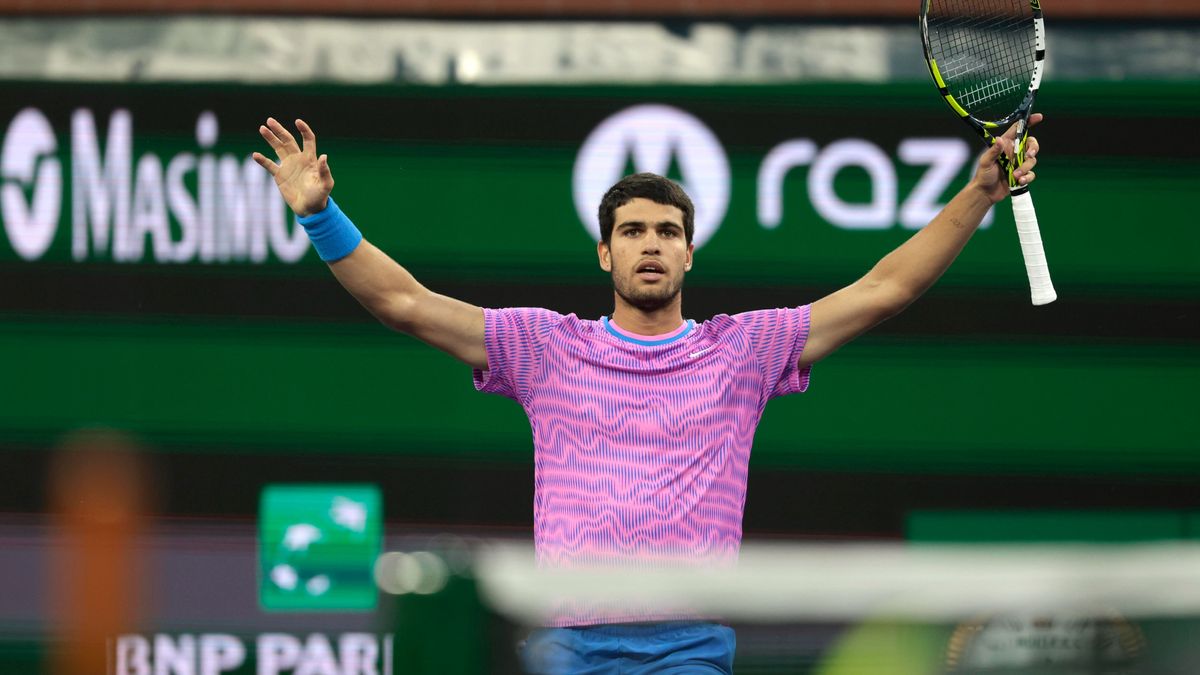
[{"left": 252, "top": 118, "right": 333, "bottom": 217}]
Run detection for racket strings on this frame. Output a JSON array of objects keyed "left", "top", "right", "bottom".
[{"left": 926, "top": 0, "right": 1036, "bottom": 121}]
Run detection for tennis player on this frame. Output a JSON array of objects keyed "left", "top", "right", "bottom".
[{"left": 254, "top": 115, "right": 1041, "bottom": 674}]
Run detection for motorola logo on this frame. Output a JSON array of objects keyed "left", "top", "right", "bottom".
[
  {"left": 573, "top": 104, "right": 992, "bottom": 249},
  {"left": 572, "top": 104, "right": 731, "bottom": 249}
]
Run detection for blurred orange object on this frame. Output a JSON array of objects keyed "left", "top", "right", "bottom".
[{"left": 48, "top": 429, "right": 154, "bottom": 675}]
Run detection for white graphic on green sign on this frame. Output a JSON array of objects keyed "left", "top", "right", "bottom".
[
  {"left": 573, "top": 104, "right": 731, "bottom": 249},
  {"left": 258, "top": 485, "right": 382, "bottom": 611}
]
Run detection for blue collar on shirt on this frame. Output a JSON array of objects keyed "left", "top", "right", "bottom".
[{"left": 602, "top": 316, "right": 695, "bottom": 346}]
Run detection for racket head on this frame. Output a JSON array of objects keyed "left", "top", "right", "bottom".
[{"left": 919, "top": 0, "right": 1045, "bottom": 133}]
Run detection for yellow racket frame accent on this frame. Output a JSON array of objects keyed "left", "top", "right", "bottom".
[{"left": 928, "top": 59, "right": 971, "bottom": 119}]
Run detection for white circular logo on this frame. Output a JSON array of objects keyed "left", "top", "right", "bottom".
[
  {"left": 572, "top": 104, "right": 730, "bottom": 249},
  {"left": 1, "top": 108, "right": 61, "bottom": 261}
]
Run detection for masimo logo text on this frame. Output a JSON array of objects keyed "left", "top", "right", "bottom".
[
  {"left": 573, "top": 104, "right": 992, "bottom": 248},
  {"left": 0, "top": 108, "right": 308, "bottom": 264}
]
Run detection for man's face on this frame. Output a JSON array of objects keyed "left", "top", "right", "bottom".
[{"left": 598, "top": 198, "right": 694, "bottom": 312}]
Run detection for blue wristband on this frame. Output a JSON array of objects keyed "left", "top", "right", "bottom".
[{"left": 296, "top": 196, "right": 363, "bottom": 262}]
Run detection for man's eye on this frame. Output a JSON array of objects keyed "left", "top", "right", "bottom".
[
  {"left": 661, "top": 230, "right": 677, "bottom": 237},
  {"left": 624, "top": 229, "right": 640, "bottom": 236}
]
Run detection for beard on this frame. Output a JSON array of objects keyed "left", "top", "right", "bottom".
[{"left": 611, "top": 269, "right": 684, "bottom": 312}]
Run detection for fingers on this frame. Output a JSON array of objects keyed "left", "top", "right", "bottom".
[
  {"left": 1014, "top": 136, "right": 1039, "bottom": 184},
  {"left": 296, "top": 119, "right": 317, "bottom": 157},
  {"left": 258, "top": 124, "right": 284, "bottom": 152},
  {"left": 256, "top": 117, "right": 326, "bottom": 182},
  {"left": 1001, "top": 113, "right": 1045, "bottom": 146},
  {"left": 251, "top": 152, "right": 279, "bottom": 177},
  {"left": 264, "top": 117, "right": 299, "bottom": 156},
  {"left": 267, "top": 117, "right": 297, "bottom": 146},
  {"left": 982, "top": 136, "right": 1009, "bottom": 164}
]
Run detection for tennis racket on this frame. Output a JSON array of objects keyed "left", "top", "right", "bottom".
[{"left": 920, "top": 0, "right": 1056, "bottom": 305}]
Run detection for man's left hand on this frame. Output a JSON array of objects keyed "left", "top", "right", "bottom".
[{"left": 971, "top": 112, "right": 1043, "bottom": 204}]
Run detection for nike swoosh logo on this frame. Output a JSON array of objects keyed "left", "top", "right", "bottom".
[{"left": 688, "top": 346, "right": 715, "bottom": 359}]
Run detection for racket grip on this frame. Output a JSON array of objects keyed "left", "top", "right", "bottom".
[{"left": 1010, "top": 189, "right": 1057, "bottom": 306}]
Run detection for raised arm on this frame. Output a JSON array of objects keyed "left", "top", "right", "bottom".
[
  {"left": 253, "top": 118, "right": 487, "bottom": 370},
  {"left": 798, "top": 115, "right": 1042, "bottom": 368}
]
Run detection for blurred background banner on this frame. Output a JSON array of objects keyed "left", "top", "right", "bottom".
[
  {"left": 2, "top": 0, "right": 1199, "bottom": 18},
  {"left": 0, "top": 3, "right": 1197, "bottom": 674},
  {"left": 1, "top": 80, "right": 1195, "bottom": 475},
  {"left": 2, "top": 81, "right": 1198, "bottom": 281}
]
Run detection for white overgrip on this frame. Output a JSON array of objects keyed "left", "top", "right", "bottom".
[{"left": 1011, "top": 189, "right": 1057, "bottom": 305}]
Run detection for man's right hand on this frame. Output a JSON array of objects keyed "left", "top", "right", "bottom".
[{"left": 252, "top": 118, "right": 333, "bottom": 217}]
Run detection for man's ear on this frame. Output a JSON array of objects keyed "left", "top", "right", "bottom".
[
  {"left": 684, "top": 243, "right": 694, "bottom": 271},
  {"left": 598, "top": 240, "right": 611, "bottom": 272}
]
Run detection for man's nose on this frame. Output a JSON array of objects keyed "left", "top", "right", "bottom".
[{"left": 642, "top": 234, "right": 662, "bottom": 254}]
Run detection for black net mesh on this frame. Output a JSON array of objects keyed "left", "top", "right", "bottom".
[{"left": 926, "top": 0, "right": 1037, "bottom": 122}]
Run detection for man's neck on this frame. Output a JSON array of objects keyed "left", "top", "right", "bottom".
[{"left": 610, "top": 297, "right": 685, "bottom": 336}]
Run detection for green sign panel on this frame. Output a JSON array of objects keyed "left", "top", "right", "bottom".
[
  {"left": 0, "top": 81, "right": 1196, "bottom": 291},
  {"left": 0, "top": 81, "right": 1195, "bottom": 474},
  {"left": 258, "top": 484, "right": 382, "bottom": 611}
]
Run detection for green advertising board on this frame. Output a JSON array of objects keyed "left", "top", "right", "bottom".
[
  {"left": 2, "top": 81, "right": 1197, "bottom": 287},
  {"left": 0, "top": 81, "right": 1196, "bottom": 473}
]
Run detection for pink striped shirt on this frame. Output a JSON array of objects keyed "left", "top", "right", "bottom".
[{"left": 473, "top": 306, "right": 812, "bottom": 625}]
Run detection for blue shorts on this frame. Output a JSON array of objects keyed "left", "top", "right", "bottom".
[{"left": 519, "top": 621, "right": 736, "bottom": 674}]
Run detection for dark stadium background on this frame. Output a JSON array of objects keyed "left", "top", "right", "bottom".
[{"left": 0, "top": 1, "right": 1197, "bottom": 673}]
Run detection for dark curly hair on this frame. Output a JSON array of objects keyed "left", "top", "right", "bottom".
[{"left": 597, "top": 173, "right": 695, "bottom": 245}]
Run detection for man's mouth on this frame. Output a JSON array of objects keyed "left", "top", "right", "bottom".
[{"left": 636, "top": 261, "right": 666, "bottom": 281}]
